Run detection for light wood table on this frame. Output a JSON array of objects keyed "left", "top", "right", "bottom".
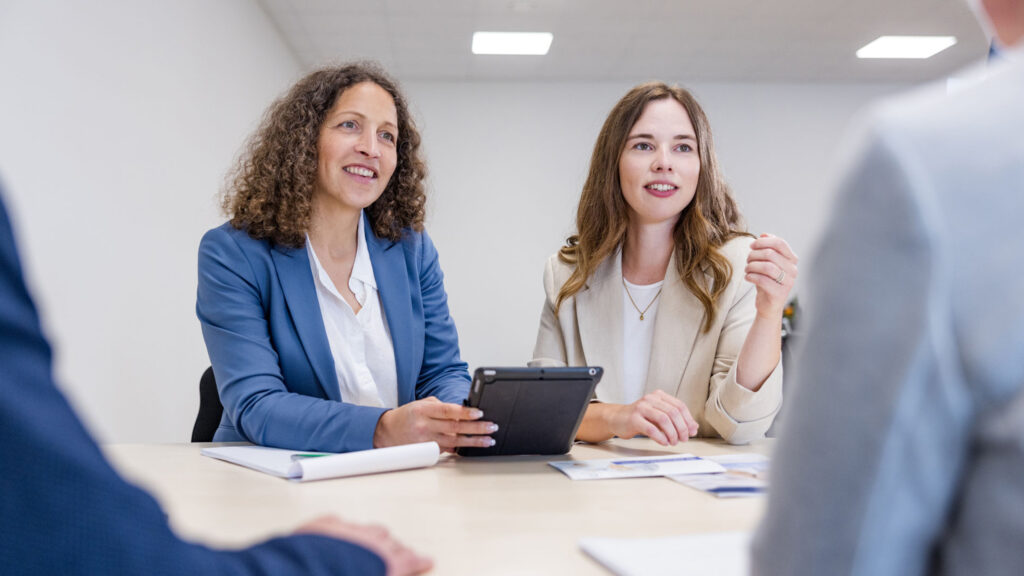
[{"left": 105, "top": 438, "right": 772, "bottom": 575}]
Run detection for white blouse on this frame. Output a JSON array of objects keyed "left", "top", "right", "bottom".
[
  {"left": 619, "top": 278, "right": 663, "bottom": 405},
  {"left": 305, "top": 214, "right": 398, "bottom": 408}
]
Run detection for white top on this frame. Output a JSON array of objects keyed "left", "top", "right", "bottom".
[
  {"left": 305, "top": 214, "right": 398, "bottom": 409},
  {"left": 620, "top": 278, "right": 663, "bottom": 404}
]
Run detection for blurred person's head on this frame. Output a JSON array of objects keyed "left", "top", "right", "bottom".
[
  {"left": 223, "top": 62, "right": 426, "bottom": 247},
  {"left": 970, "top": 0, "right": 1024, "bottom": 48}
]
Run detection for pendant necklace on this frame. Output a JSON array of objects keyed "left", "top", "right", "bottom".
[{"left": 622, "top": 277, "right": 663, "bottom": 321}]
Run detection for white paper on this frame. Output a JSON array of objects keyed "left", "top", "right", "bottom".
[
  {"left": 295, "top": 442, "right": 439, "bottom": 482},
  {"left": 548, "top": 453, "right": 725, "bottom": 480},
  {"left": 200, "top": 445, "right": 312, "bottom": 478},
  {"left": 670, "top": 453, "right": 769, "bottom": 497},
  {"left": 579, "top": 531, "right": 750, "bottom": 576},
  {"left": 201, "top": 442, "right": 439, "bottom": 482},
  {"left": 668, "top": 453, "right": 769, "bottom": 498}
]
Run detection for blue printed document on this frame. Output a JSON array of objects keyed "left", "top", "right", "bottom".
[
  {"left": 548, "top": 453, "right": 725, "bottom": 480},
  {"left": 669, "top": 453, "right": 769, "bottom": 497}
]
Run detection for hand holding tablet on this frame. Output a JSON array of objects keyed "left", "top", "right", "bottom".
[{"left": 458, "top": 367, "right": 603, "bottom": 457}]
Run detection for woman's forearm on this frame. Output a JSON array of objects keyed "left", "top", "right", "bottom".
[
  {"left": 735, "top": 313, "right": 782, "bottom": 391},
  {"left": 575, "top": 403, "right": 616, "bottom": 443}
]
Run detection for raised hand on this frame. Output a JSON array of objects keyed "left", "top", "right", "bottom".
[{"left": 745, "top": 233, "right": 798, "bottom": 319}]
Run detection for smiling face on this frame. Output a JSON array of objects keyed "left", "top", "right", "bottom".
[
  {"left": 617, "top": 97, "right": 701, "bottom": 229},
  {"left": 313, "top": 81, "right": 399, "bottom": 217}
]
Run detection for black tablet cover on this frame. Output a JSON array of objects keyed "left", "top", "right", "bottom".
[{"left": 457, "top": 366, "right": 602, "bottom": 457}]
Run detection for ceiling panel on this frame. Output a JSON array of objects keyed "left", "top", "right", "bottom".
[{"left": 258, "top": 0, "right": 989, "bottom": 83}]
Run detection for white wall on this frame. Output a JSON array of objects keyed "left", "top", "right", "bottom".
[
  {"left": 0, "top": 0, "right": 302, "bottom": 442},
  {"left": 408, "top": 80, "right": 907, "bottom": 372},
  {"left": 0, "top": 1, "right": 910, "bottom": 443}
]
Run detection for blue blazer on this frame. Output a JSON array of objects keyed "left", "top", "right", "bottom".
[
  {"left": 197, "top": 215, "right": 470, "bottom": 453},
  {"left": 0, "top": 192, "right": 384, "bottom": 575}
]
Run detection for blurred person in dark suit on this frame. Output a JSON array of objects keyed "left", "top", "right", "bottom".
[{"left": 0, "top": 187, "right": 432, "bottom": 575}]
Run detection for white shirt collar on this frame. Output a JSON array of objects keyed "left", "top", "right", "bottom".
[
  {"left": 305, "top": 211, "right": 378, "bottom": 302},
  {"left": 351, "top": 211, "right": 377, "bottom": 290}
]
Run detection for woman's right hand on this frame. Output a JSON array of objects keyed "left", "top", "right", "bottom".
[
  {"left": 373, "top": 397, "right": 497, "bottom": 452},
  {"left": 605, "top": 390, "right": 699, "bottom": 446}
]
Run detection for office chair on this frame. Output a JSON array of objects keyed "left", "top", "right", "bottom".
[{"left": 191, "top": 366, "right": 223, "bottom": 442}]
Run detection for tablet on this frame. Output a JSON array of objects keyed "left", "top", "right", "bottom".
[{"left": 457, "top": 366, "right": 603, "bottom": 457}]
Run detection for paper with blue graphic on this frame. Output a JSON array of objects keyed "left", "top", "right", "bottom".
[{"left": 549, "top": 453, "right": 724, "bottom": 480}]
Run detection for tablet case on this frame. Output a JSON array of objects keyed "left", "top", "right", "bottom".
[{"left": 457, "top": 366, "right": 602, "bottom": 457}]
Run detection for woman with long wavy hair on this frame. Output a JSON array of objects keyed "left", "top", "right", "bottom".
[
  {"left": 197, "top": 63, "right": 495, "bottom": 453},
  {"left": 532, "top": 82, "right": 797, "bottom": 445}
]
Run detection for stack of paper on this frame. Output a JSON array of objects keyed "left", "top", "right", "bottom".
[
  {"left": 201, "top": 442, "right": 440, "bottom": 482},
  {"left": 579, "top": 531, "right": 750, "bottom": 576},
  {"left": 669, "top": 453, "right": 769, "bottom": 497},
  {"left": 548, "top": 453, "right": 725, "bottom": 480}
]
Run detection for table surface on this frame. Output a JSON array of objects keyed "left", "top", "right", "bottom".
[{"left": 104, "top": 438, "right": 772, "bottom": 575}]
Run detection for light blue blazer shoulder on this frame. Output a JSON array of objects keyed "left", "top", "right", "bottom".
[{"left": 196, "top": 214, "right": 470, "bottom": 453}]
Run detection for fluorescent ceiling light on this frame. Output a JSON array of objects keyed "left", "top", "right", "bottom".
[
  {"left": 472, "top": 32, "right": 553, "bottom": 55},
  {"left": 856, "top": 35, "right": 957, "bottom": 59}
]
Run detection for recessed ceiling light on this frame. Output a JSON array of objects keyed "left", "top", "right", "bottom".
[
  {"left": 856, "top": 35, "right": 957, "bottom": 59},
  {"left": 472, "top": 32, "right": 553, "bottom": 55}
]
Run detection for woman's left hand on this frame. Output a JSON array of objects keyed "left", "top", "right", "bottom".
[{"left": 745, "top": 233, "right": 798, "bottom": 318}]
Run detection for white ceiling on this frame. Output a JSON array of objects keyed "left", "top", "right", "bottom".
[{"left": 258, "top": 0, "right": 989, "bottom": 83}]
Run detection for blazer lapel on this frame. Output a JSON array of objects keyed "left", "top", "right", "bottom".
[
  {"left": 645, "top": 256, "right": 705, "bottom": 397},
  {"left": 365, "top": 221, "right": 415, "bottom": 404},
  {"left": 576, "top": 251, "right": 624, "bottom": 400},
  {"left": 271, "top": 244, "right": 341, "bottom": 402}
]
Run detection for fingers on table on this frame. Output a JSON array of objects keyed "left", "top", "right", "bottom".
[
  {"left": 636, "top": 403, "right": 677, "bottom": 445},
  {"left": 635, "top": 392, "right": 697, "bottom": 446},
  {"left": 651, "top": 390, "right": 699, "bottom": 437},
  {"left": 331, "top": 520, "right": 434, "bottom": 576},
  {"left": 388, "top": 542, "right": 435, "bottom": 576}
]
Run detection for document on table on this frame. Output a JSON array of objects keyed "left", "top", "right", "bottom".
[
  {"left": 669, "top": 453, "right": 769, "bottom": 497},
  {"left": 549, "top": 453, "right": 725, "bottom": 480},
  {"left": 201, "top": 442, "right": 440, "bottom": 482},
  {"left": 579, "top": 531, "right": 750, "bottom": 576}
]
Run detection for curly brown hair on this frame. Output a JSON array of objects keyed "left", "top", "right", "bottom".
[
  {"left": 222, "top": 62, "right": 426, "bottom": 246},
  {"left": 556, "top": 82, "right": 750, "bottom": 332}
]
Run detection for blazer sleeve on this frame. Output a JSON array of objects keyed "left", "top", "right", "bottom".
[
  {"left": 197, "top": 227, "right": 386, "bottom": 452},
  {"left": 409, "top": 230, "right": 470, "bottom": 404},
  {"left": 0, "top": 198, "right": 384, "bottom": 576},
  {"left": 702, "top": 249, "right": 783, "bottom": 445},
  {"left": 529, "top": 255, "right": 569, "bottom": 368}
]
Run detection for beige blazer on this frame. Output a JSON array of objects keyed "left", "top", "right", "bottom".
[{"left": 530, "top": 236, "right": 782, "bottom": 444}]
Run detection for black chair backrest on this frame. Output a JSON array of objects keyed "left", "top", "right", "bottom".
[{"left": 191, "top": 367, "right": 223, "bottom": 442}]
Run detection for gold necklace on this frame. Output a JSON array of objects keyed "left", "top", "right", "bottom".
[{"left": 622, "top": 277, "right": 663, "bottom": 321}]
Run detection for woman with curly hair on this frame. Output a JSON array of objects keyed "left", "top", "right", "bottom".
[
  {"left": 532, "top": 82, "right": 798, "bottom": 445},
  {"left": 197, "top": 63, "right": 495, "bottom": 453}
]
